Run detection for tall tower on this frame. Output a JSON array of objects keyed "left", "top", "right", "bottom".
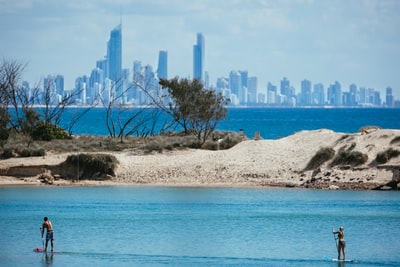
[
  {"left": 193, "top": 33, "right": 205, "bottom": 82},
  {"left": 107, "top": 24, "right": 122, "bottom": 82},
  {"left": 386, "top": 87, "right": 394, "bottom": 107},
  {"left": 157, "top": 50, "right": 168, "bottom": 80},
  {"left": 301, "top": 79, "right": 312, "bottom": 106}
]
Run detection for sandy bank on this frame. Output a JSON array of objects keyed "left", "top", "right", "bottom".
[{"left": 1, "top": 129, "right": 399, "bottom": 190}]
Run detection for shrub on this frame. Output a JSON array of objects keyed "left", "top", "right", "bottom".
[
  {"left": 143, "top": 143, "right": 163, "bottom": 154},
  {"left": 30, "top": 122, "right": 71, "bottom": 141},
  {"left": 19, "top": 149, "right": 32, "bottom": 157},
  {"left": 202, "top": 140, "right": 219, "bottom": 150},
  {"left": 390, "top": 136, "right": 400, "bottom": 145},
  {"left": 0, "top": 127, "right": 9, "bottom": 147},
  {"left": 305, "top": 147, "right": 335, "bottom": 170},
  {"left": 1, "top": 148, "right": 13, "bottom": 159},
  {"left": 376, "top": 148, "right": 400, "bottom": 164},
  {"left": 218, "top": 132, "right": 242, "bottom": 150},
  {"left": 15, "top": 148, "right": 45, "bottom": 157},
  {"left": 330, "top": 148, "right": 368, "bottom": 167},
  {"left": 65, "top": 153, "right": 118, "bottom": 178}
]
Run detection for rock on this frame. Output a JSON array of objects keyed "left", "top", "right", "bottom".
[
  {"left": 329, "top": 185, "right": 339, "bottom": 190},
  {"left": 380, "top": 186, "right": 393, "bottom": 191}
]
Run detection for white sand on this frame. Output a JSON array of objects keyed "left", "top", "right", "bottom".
[{"left": 1, "top": 129, "right": 399, "bottom": 189}]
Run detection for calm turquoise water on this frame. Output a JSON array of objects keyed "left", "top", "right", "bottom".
[{"left": 0, "top": 187, "right": 399, "bottom": 266}]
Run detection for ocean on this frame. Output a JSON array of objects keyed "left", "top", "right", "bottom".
[
  {"left": 59, "top": 107, "right": 400, "bottom": 138},
  {"left": 0, "top": 187, "right": 399, "bottom": 266}
]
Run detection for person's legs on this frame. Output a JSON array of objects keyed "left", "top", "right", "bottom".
[
  {"left": 49, "top": 232, "right": 54, "bottom": 251},
  {"left": 342, "top": 245, "right": 346, "bottom": 260}
]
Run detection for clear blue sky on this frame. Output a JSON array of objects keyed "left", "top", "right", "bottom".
[{"left": 1, "top": 0, "right": 399, "bottom": 99}]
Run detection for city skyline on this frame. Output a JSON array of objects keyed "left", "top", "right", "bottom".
[{"left": 1, "top": 0, "right": 400, "bottom": 99}]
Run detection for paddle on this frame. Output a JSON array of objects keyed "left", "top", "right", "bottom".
[
  {"left": 332, "top": 228, "right": 338, "bottom": 251},
  {"left": 40, "top": 227, "right": 44, "bottom": 250}
]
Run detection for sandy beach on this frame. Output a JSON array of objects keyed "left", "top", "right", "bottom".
[{"left": 1, "top": 128, "right": 399, "bottom": 189}]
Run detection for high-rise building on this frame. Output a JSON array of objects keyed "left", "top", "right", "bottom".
[
  {"left": 157, "top": 50, "right": 168, "bottom": 80},
  {"left": 238, "top": 70, "right": 248, "bottom": 104},
  {"left": 193, "top": 33, "right": 205, "bottom": 82},
  {"left": 96, "top": 59, "right": 107, "bottom": 77},
  {"left": 300, "top": 79, "right": 312, "bottom": 106},
  {"left": 327, "top": 81, "right": 342, "bottom": 106},
  {"left": 313, "top": 83, "right": 325, "bottom": 105},
  {"left": 229, "top": 71, "right": 241, "bottom": 97},
  {"left": 359, "top": 87, "right": 366, "bottom": 104},
  {"left": 107, "top": 24, "right": 122, "bottom": 82},
  {"left": 267, "top": 82, "right": 277, "bottom": 104},
  {"left": 247, "top": 76, "right": 257, "bottom": 104},
  {"left": 386, "top": 87, "right": 394, "bottom": 107}
]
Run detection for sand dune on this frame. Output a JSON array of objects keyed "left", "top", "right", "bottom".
[{"left": 1, "top": 129, "right": 399, "bottom": 190}]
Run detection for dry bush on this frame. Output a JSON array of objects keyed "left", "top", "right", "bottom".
[
  {"left": 390, "top": 136, "right": 400, "bottom": 145},
  {"left": 304, "top": 147, "right": 335, "bottom": 170},
  {"left": 376, "top": 148, "right": 400, "bottom": 164},
  {"left": 1, "top": 131, "right": 243, "bottom": 156},
  {"left": 330, "top": 145, "right": 368, "bottom": 167},
  {"left": 63, "top": 153, "right": 118, "bottom": 179}
]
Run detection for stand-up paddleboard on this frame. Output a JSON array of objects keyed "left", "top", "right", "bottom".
[
  {"left": 33, "top": 248, "right": 61, "bottom": 254},
  {"left": 324, "top": 257, "right": 356, "bottom": 263}
]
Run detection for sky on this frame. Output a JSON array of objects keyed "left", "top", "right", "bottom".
[{"left": 1, "top": 0, "right": 400, "bottom": 99}]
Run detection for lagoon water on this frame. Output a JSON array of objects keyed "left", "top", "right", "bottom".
[{"left": 0, "top": 187, "right": 399, "bottom": 266}]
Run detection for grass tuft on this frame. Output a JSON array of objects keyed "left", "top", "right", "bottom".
[
  {"left": 305, "top": 147, "right": 335, "bottom": 170},
  {"left": 375, "top": 148, "right": 400, "bottom": 164}
]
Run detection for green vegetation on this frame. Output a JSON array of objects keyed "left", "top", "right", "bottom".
[
  {"left": 159, "top": 77, "right": 230, "bottom": 144},
  {"left": 64, "top": 153, "right": 118, "bottom": 179},
  {"left": 1, "top": 147, "right": 45, "bottom": 159},
  {"left": 30, "top": 122, "right": 72, "bottom": 141},
  {"left": 330, "top": 144, "right": 368, "bottom": 167},
  {"left": 376, "top": 148, "right": 400, "bottom": 164},
  {"left": 1, "top": 131, "right": 243, "bottom": 159},
  {"left": 390, "top": 136, "right": 400, "bottom": 145},
  {"left": 304, "top": 147, "right": 335, "bottom": 170}
]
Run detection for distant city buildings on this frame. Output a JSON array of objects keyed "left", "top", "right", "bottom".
[
  {"left": 107, "top": 24, "right": 122, "bottom": 82},
  {"left": 193, "top": 33, "right": 205, "bottom": 82},
  {"left": 157, "top": 50, "right": 168, "bottom": 80},
  {"left": 21, "top": 24, "right": 399, "bottom": 108}
]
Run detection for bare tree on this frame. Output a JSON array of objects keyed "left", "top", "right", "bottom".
[
  {"left": 41, "top": 76, "right": 90, "bottom": 135},
  {"left": 0, "top": 60, "right": 40, "bottom": 134},
  {"left": 98, "top": 77, "right": 161, "bottom": 142}
]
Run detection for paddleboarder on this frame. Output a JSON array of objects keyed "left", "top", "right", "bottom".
[
  {"left": 41, "top": 217, "right": 54, "bottom": 252},
  {"left": 332, "top": 226, "right": 345, "bottom": 260}
]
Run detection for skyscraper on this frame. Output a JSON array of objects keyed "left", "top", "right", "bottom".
[
  {"left": 386, "top": 87, "right": 394, "bottom": 107},
  {"left": 313, "top": 83, "right": 325, "bottom": 105},
  {"left": 107, "top": 24, "right": 122, "bottom": 82},
  {"left": 193, "top": 33, "right": 205, "bottom": 82},
  {"left": 157, "top": 50, "right": 168, "bottom": 80},
  {"left": 300, "top": 79, "right": 312, "bottom": 106}
]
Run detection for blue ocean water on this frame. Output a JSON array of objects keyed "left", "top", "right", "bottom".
[
  {"left": 0, "top": 187, "right": 399, "bottom": 267},
  {"left": 59, "top": 108, "right": 400, "bottom": 138}
]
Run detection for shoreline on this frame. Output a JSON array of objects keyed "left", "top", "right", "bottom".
[{"left": 1, "top": 128, "right": 399, "bottom": 190}]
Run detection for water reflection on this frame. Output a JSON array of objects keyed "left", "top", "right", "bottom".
[{"left": 42, "top": 253, "right": 53, "bottom": 267}]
